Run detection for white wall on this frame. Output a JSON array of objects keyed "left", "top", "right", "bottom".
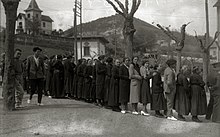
[{"left": 41, "top": 21, "right": 52, "bottom": 34}]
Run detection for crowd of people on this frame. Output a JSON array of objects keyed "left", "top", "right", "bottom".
[{"left": 0, "top": 46, "right": 220, "bottom": 123}]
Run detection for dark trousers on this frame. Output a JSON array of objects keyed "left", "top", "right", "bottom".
[
  {"left": 29, "top": 78, "right": 44, "bottom": 103},
  {"left": 206, "top": 93, "right": 214, "bottom": 119}
]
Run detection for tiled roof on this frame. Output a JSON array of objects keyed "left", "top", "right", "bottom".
[
  {"left": 24, "top": 0, "right": 42, "bottom": 12},
  {"left": 41, "top": 15, "right": 53, "bottom": 22},
  {"left": 214, "top": 0, "right": 220, "bottom": 7}
]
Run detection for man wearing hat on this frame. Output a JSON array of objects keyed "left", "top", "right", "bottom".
[
  {"left": 164, "top": 59, "right": 177, "bottom": 121},
  {"left": 27, "top": 47, "right": 45, "bottom": 106}
]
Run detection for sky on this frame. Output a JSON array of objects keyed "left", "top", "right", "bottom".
[{"left": 0, "top": 0, "right": 218, "bottom": 36}]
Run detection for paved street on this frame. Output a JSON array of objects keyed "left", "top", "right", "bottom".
[{"left": 0, "top": 87, "right": 219, "bottom": 137}]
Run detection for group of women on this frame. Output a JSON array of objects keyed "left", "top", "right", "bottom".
[{"left": 45, "top": 55, "right": 209, "bottom": 122}]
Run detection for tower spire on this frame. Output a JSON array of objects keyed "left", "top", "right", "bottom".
[{"left": 24, "top": 0, "right": 42, "bottom": 12}]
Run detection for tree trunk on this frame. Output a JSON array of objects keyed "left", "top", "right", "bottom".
[
  {"left": 176, "top": 50, "right": 181, "bottom": 74},
  {"left": 124, "top": 33, "right": 133, "bottom": 57},
  {"left": 202, "top": 51, "right": 209, "bottom": 91},
  {"left": 123, "top": 17, "right": 135, "bottom": 58},
  {"left": 2, "top": 1, "right": 19, "bottom": 111}
]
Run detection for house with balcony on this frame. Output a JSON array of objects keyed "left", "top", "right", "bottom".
[{"left": 16, "top": 0, "right": 53, "bottom": 35}]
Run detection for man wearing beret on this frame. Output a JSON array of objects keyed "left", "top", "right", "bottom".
[
  {"left": 164, "top": 59, "right": 177, "bottom": 121},
  {"left": 26, "top": 47, "right": 45, "bottom": 106}
]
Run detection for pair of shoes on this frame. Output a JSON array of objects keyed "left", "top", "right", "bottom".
[
  {"left": 37, "top": 103, "right": 44, "bottom": 106},
  {"left": 141, "top": 111, "right": 150, "bottom": 116},
  {"left": 178, "top": 115, "right": 186, "bottom": 121},
  {"left": 132, "top": 111, "right": 139, "bottom": 115},
  {"left": 121, "top": 110, "right": 126, "bottom": 114},
  {"left": 192, "top": 117, "right": 202, "bottom": 122},
  {"left": 155, "top": 113, "right": 164, "bottom": 118},
  {"left": 27, "top": 99, "right": 31, "bottom": 104},
  {"left": 167, "top": 116, "right": 178, "bottom": 121},
  {"left": 15, "top": 104, "right": 23, "bottom": 108},
  {"left": 48, "top": 96, "right": 52, "bottom": 98}
]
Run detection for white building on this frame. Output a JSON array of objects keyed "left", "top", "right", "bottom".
[
  {"left": 73, "top": 36, "right": 109, "bottom": 60},
  {"left": 16, "top": 0, "right": 53, "bottom": 35},
  {"left": 214, "top": 0, "right": 220, "bottom": 62}
]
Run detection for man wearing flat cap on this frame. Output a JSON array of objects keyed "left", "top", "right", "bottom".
[
  {"left": 26, "top": 47, "right": 45, "bottom": 106},
  {"left": 164, "top": 59, "right": 177, "bottom": 121}
]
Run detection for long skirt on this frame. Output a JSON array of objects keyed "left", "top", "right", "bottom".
[
  {"left": 140, "top": 79, "right": 151, "bottom": 104},
  {"left": 191, "top": 85, "right": 207, "bottom": 116},
  {"left": 151, "top": 92, "right": 167, "bottom": 110},
  {"left": 174, "top": 86, "right": 190, "bottom": 115}
]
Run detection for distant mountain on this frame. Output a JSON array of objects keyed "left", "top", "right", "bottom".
[{"left": 64, "top": 14, "right": 201, "bottom": 56}]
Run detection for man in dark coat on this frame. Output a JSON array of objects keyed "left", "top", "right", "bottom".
[
  {"left": 96, "top": 55, "right": 106, "bottom": 106},
  {"left": 83, "top": 59, "right": 93, "bottom": 101},
  {"left": 27, "top": 47, "right": 45, "bottom": 106},
  {"left": 119, "top": 57, "right": 130, "bottom": 114},
  {"left": 63, "top": 55, "right": 75, "bottom": 97},
  {"left": 71, "top": 59, "right": 82, "bottom": 98},
  {"left": 108, "top": 59, "right": 121, "bottom": 112}
]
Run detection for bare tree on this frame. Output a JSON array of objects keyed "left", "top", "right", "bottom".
[
  {"left": 106, "top": 0, "right": 141, "bottom": 57},
  {"left": 194, "top": 31, "right": 220, "bottom": 86},
  {"left": 1, "top": 0, "right": 20, "bottom": 111},
  {"left": 156, "top": 22, "right": 191, "bottom": 73}
]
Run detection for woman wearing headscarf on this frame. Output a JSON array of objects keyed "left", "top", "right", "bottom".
[
  {"left": 190, "top": 66, "right": 207, "bottom": 122},
  {"left": 119, "top": 57, "right": 131, "bottom": 114},
  {"left": 108, "top": 59, "right": 121, "bottom": 112},
  {"left": 174, "top": 65, "right": 190, "bottom": 121},
  {"left": 151, "top": 64, "right": 167, "bottom": 117},
  {"left": 83, "top": 59, "right": 93, "bottom": 101},
  {"left": 77, "top": 58, "right": 87, "bottom": 100},
  {"left": 129, "top": 56, "right": 142, "bottom": 115},
  {"left": 140, "top": 59, "right": 153, "bottom": 116}
]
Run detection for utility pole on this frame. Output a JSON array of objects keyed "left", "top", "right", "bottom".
[
  {"left": 73, "top": 0, "right": 82, "bottom": 62},
  {"left": 114, "top": 15, "right": 117, "bottom": 57}
]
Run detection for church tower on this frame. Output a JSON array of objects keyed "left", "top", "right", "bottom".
[{"left": 24, "top": 0, "right": 42, "bottom": 21}]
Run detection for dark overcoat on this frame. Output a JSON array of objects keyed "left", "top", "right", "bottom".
[
  {"left": 104, "top": 64, "right": 112, "bottom": 102},
  {"left": 51, "top": 60, "right": 65, "bottom": 98},
  {"left": 119, "top": 64, "right": 130, "bottom": 104},
  {"left": 96, "top": 61, "right": 106, "bottom": 100},
  {"left": 108, "top": 65, "right": 120, "bottom": 107},
  {"left": 151, "top": 71, "right": 167, "bottom": 110},
  {"left": 77, "top": 63, "right": 86, "bottom": 99},
  {"left": 190, "top": 73, "right": 207, "bottom": 115},
  {"left": 174, "top": 73, "right": 190, "bottom": 115},
  {"left": 83, "top": 65, "right": 93, "bottom": 99},
  {"left": 63, "top": 59, "right": 75, "bottom": 94}
]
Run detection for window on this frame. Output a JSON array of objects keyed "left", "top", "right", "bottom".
[
  {"left": 36, "top": 14, "right": 38, "bottom": 18},
  {"left": 19, "top": 22, "right": 22, "bottom": 26},
  {"left": 84, "top": 46, "right": 90, "bottom": 56},
  {"left": 213, "top": 50, "right": 217, "bottom": 56},
  {"left": 43, "top": 22, "right": 46, "bottom": 27},
  {"left": 27, "top": 14, "right": 30, "bottom": 18}
]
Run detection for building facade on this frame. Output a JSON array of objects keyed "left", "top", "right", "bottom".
[
  {"left": 214, "top": 0, "right": 220, "bottom": 62},
  {"left": 16, "top": 0, "right": 53, "bottom": 35}
]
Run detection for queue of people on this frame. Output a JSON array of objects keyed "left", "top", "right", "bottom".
[{"left": 1, "top": 46, "right": 220, "bottom": 123}]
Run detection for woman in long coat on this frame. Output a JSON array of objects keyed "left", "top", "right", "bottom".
[
  {"left": 96, "top": 55, "right": 106, "bottom": 106},
  {"left": 108, "top": 59, "right": 121, "bottom": 112},
  {"left": 151, "top": 64, "right": 166, "bottom": 117},
  {"left": 90, "top": 59, "right": 97, "bottom": 103},
  {"left": 77, "top": 58, "right": 86, "bottom": 100},
  {"left": 119, "top": 57, "right": 130, "bottom": 114},
  {"left": 190, "top": 66, "right": 207, "bottom": 122},
  {"left": 129, "top": 56, "right": 142, "bottom": 115},
  {"left": 140, "top": 59, "right": 153, "bottom": 116},
  {"left": 174, "top": 65, "right": 190, "bottom": 120},
  {"left": 104, "top": 57, "right": 113, "bottom": 106},
  {"left": 71, "top": 59, "right": 82, "bottom": 98},
  {"left": 83, "top": 59, "right": 93, "bottom": 101},
  {"left": 51, "top": 55, "right": 65, "bottom": 98}
]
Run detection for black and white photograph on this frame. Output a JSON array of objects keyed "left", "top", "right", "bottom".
[{"left": 0, "top": 0, "right": 220, "bottom": 136}]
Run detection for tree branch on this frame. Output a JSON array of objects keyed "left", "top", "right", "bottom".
[
  {"left": 130, "top": 0, "right": 141, "bottom": 16},
  {"left": 156, "top": 24, "right": 179, "bottom": 43},
  {"left": 215, "top": 41, "right": 220, "bottom": 49},
  {"left": 208, "top": 31, "right": 220, "bottom": 49},
  {"left": 114, "top": 0, "right": 126, "bottom": 15},
  {"left": 106, "top": 0, "right": 125, "bottom": 17},
  {"left": 194, "top": 31, "right": 205, "bottom": 51},
  {"left": 125, "top": 0, "right": 129, "bottom": 14}
]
